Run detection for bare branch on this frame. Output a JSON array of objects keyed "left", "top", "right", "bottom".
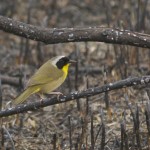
[
  {"left": 1, "top": 75, "right": 20, "bottom": 87},
  {"left": 0, "top": 16, "right": 150, "bottom": 48},
  {"left": 0, "top": 76, "right": 150, "bottom": 117}
]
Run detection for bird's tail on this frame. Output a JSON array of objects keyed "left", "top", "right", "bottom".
[{"left": 13, "top": 87, "right": 40, "bottom": 105}]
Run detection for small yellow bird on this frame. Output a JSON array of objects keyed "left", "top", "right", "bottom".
[{"left": 13, "top": 56, "right": 76, "bottom": 105}]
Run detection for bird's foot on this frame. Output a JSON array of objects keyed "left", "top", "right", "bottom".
[
  {"left": 39, "top": 94, "right": 46, "bottom": 104},
  {"left": 47, "top": 92, "right": 63, "bottom": 100},
  {"left": 40, "top": 92, "right": 63, "bottom": 102},
  {"left": 40, "top": 98, "right": 44, "bottom": 104}
]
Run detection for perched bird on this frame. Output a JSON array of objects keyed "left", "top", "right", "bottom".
[{"left": 13, "top": 56, "right": 76, "bottom": 105}]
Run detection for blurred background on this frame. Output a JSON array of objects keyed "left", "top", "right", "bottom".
[{"left": 0, "top": 0, "right": 150, "bottom": 149}]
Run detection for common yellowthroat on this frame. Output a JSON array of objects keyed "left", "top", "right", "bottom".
[{"left": 13, "top": 56, "right": 76, "bottom": 105}]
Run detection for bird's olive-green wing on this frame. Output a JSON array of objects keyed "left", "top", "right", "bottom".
[{"left": 27, "top": 60, "right": 63, "bottom": 87}]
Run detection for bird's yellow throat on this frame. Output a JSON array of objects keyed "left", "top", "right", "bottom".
[{"left": 62, "top": 63, "right": 70, "bottom": 77}]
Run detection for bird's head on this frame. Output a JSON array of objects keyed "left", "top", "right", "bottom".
[{"left": 52, "top": 56, "right": 76, "bottom": 75}]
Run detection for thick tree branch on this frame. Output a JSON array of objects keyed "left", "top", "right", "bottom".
[
  {"left": 0, "top": 76, "right": 150, "bottom": 117},
  {"left": 0, "top": 16, "right": 150, "bottom": 48}
]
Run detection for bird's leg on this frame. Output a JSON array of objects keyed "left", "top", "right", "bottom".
[{"left": 37, "top": 93, "right": 46, "bottom": 104}]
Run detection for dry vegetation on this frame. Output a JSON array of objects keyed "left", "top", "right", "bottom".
[{"left": 0, "top": 0, "right": 150, "bottom": 150}]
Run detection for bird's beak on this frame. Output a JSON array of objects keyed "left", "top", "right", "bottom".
[{"left": 69, "top": 60, "right": 77, "bottom": 64}]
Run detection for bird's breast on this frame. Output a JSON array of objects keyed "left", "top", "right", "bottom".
[
  {"left": 62, "top": 64, "right": 69, "bottom": 78},
  {"left": 40, "top": 72, "right": 66, "bottom": 94}
]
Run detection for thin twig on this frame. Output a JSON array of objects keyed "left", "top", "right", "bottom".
[
  {"left": 91, "top": 112, "right": 94, "bottom": 149},
  {"left": 68, "top": 115, "right": 72, "bottom": 150},
  {"left": 3, "top": 126, "right": 15, "bottom": 150}
]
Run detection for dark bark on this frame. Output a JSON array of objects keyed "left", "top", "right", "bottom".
[
  {"left": 0, "top": 16, "right": 150, "bottom": 48},
  {"left": 0, "top": 76, "right": 149, "bottom": 117}
]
